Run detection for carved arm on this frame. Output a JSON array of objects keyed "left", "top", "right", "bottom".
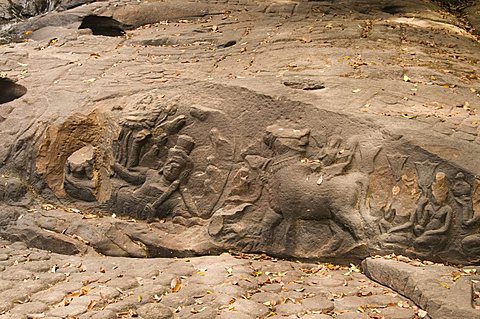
[
  {"left": 423, "top": 207, "right": 452, "bottom": 236},
  {"left": 113, "top": 162, "right": 147, "bottom": 185}
]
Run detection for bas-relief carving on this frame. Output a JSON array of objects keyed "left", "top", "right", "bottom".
[
  {"left": 64, "top": 145, "right": 96, "bottom": 202},
  {"left": 373, "top": 154, "right": 480, "bottom": 260},
  {"left": 113, "top": 135, "right": 201, "bottom": 225},
  {"left": 379, "top": 163, "right": 453, "bottom": 253},
  {"left": 53, "top": 93, "right": 480, "bottom": 262},
  {"left": 461, "top": 180, "right": 480, "bottom": 256},
  {"left": 209, "top": 124, "right": 370, "bottom": 257}
]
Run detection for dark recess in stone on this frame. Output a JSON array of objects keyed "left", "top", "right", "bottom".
[
  {"left": 217, "top": 40, "right": 237, "bottom": 48},
  {"left": 382, "top": 5, "right": 405, "bottom": 14},
  {"left": 79, "top": 15, "right": 130, "bottom": 36},
  {"left": 0, "top": 78, "right": 27, "bottom": 104}
]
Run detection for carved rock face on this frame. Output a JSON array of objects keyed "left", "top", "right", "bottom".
[
  {"left": 0, "top": 83, "right": 474, "bottom": 264},
  {"left": 1, "top": 0, "right": 480, "bottom": 265}
]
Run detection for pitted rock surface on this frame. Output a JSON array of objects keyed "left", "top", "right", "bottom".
[
  {"left": 0, "top": 0, "right": 479, "bottom": 317},
  {"left": 0, "top": 240, "right": 426, "bottom": 319}
]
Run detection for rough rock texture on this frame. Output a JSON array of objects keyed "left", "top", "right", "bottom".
[
  {"left": 0, "top": 0, "right": 480, "bottom": 266},
  {"left": 0, "top": 240, "right": 426, "bottom": 319},
  {"left": 363, "top": 257, "right": 480, "bottom": 319}
]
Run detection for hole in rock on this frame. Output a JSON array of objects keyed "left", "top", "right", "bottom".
[
  {"left": 382, "top": 5, "right": 405, "bottom": 14},
  {"left": 0, "top": 78, "right": 27, "bottom": 104},
  {"left": 79, "top": 15, "right": 129, "bottom": 36},
  {"left": 217, "top": 40, "right": 237, "bottom": 48}
]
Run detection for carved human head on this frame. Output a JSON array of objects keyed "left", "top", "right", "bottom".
[{"left": 162, "top": 135, "right": 195, "bottom": 182}]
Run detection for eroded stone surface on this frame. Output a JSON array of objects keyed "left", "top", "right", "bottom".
[
  {"left": 0, "top": 241, "right": 430, "bottom": 319},
  {"left": 0, "top": 0, "right": 479, "bottom": 267},
  {"left": 363, "top": 256, "right": 480, "bottom": 319}
]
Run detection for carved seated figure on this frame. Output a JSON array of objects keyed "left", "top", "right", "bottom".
[
  {"left": 413, "top": 173, "right": 452, "bottom": 252},
  {"left": 113, "top": 135, "right": 200, "bottom": 224},
  {"left": 382, "top": 172, "right": 452, "bottom": 253},
  {"left": 64, "top": 145, "right": 97, "bottom": 202},
  {"left": 461, "top": 214, "right": 480, "bottom": 255}
]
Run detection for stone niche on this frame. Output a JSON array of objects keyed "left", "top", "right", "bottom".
[{"left": 2, "top": 83, "right": 479, "bottom": 264}]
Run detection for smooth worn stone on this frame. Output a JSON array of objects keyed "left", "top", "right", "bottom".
[
  {"left": 335, "top": 312, "right": 369, "bottom": 319},
  {"left": 79, "top": 309, "right": 117, "bottom": 319},
  {"left": 302, "top": 296, "right": 335, "bottom": 312},
  {"left": 379, "top": 307, "right": 417, "bottom": 319},
  {"left": 9, "top": 301, "right": 49, "bottom": 315},
  {"left": 137, "top": 302, "right": 174, "bottom": 319},
  {"left": 0, "top": 2, "right": 477, "bottom": 319},
  {"left": 363, "top": 258, "right": 479, "bottom": 319},
  {"left": 274, "top": 302, "right": 305, "bottom": 316},
  {"left": 47, "top": 304, "right": 89, "bottom": 317},
  {"left": 231, "top": 298, "right": 269, "bottom": 318},
  {"left": 217, "top": 311, "right": 255, "bottom": 319}
]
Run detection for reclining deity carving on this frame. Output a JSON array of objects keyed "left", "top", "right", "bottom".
[{"left": 113, "top": 135, "right": 200, "bottom": 225}]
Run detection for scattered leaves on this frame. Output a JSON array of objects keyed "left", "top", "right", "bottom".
[
  {"left": 41, "top": 204, "right": 56, "bottom": 211},
  {"left": 463, "top": 268, "right": 477, "bottom": 275},
  {"left": 116, "top": 309, "right": 137, "bottom": 318},
  {"left": 357, "top": 291, "right": 373, "bottom": 297}
]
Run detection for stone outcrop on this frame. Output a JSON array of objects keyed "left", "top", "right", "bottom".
[
  {"left": 363, "top": 257, "right": 480, "bottom": 319},
  {"left": 0, "top": 0, "right": 479, "bottom": 266}
]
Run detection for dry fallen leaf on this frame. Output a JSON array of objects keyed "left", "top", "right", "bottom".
[
  {"left": 87, "top": 300, "right": 96, "bottom": 311},
  {"left": 451, "top": 271, "right": 461, "bottom": 282},
  {"left": 41, "top": 204, "right": 56, "bottom": 211},
  {"left": 440, "top": 282, "right": 450, "bottom": 289},
  {"left": 401, "top": 113, "right": 417, "bottom": 119},
  {"left": 357, "top": 291, "right": 373, "bottom": 297},
  {"left": 463, "top": 268, "right": 477, "bottom": 275},
  {"left": 171, "top": 277, "right": 182, "bottom": 293}
]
